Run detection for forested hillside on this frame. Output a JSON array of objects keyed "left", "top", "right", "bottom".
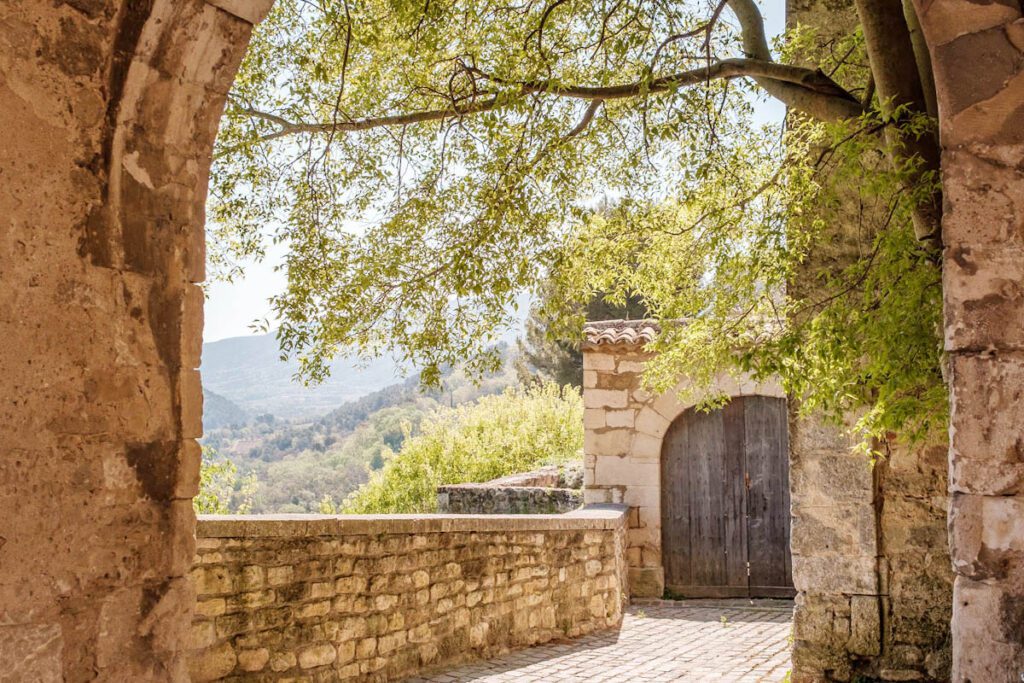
[{"left": 199, "top": 345, "right": 519, "bottom": 513}]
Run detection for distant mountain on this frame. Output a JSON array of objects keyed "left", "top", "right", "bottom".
[
  {"left": 201, "top": 332, "right": 406, "bottom": 418},
  {"left": 202, "top": 389, "right": 250, "bottom": 430}
]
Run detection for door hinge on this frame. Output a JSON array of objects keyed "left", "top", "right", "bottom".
[{"left": 746, "top": 561, "right": 751, "bottom": 576}]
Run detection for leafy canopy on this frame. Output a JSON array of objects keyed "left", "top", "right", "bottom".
[
  {"left": 194, "top": 447, "right": 260, "bottom": 514},
  {"left": 212, "top": 1, "right": 945, "bottom": 444}
]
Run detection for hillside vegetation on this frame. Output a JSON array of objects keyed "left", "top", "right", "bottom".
[{"left": 338, "top": 384, "right": 583, "bottom": 514}]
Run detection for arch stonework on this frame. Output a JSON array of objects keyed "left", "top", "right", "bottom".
[
  {"left": 0, "top": 0, "right": 1022, "bottom": 680},
  {"left": 912, "top": 3, "right": 1024, "bottom": 679},
  {"left": 0, "top": 1, "right": 268, "bottom": 678}
]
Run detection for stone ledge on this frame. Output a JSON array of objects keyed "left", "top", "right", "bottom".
[{"left": 197, "top": 504, "right": 629, "bottom": 538}]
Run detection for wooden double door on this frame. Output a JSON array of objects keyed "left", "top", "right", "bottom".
[{"left": 660, "top": 396, "right": 795, "bottom": 598}]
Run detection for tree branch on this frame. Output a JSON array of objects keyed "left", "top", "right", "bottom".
[
  {"left": 725, "top": 0, "right": 865, "bottom": 121},
  {"left": 239, "top": 57, "right": 862, "bottom": 142}
]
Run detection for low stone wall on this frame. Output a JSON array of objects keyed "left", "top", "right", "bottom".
[
  {"left": 436, "top": 464, "right": 585, "bottom": 514},
  {"left": 437, "top": 484, "right": 583, "bottom": 514},
  {"left": 188, "top": 506, "right": 628, "bottom": 682}
]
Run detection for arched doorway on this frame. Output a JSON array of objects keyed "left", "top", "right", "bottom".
[{"left": 661, "top": 396, "right": 794, "bottom": 598}]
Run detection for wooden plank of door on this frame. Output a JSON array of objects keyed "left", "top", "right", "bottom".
[
  {"left": 722, "top": 398, "right": 749, "bottom": 592},
  {"left": 688, "top": 407, "right": 727, "bottom": 589},
  {"left": 660, "top": 416, "right": 691, "bottom": 589},
  {"left": 744, "top": 396, "right": 794, "bottom": 595}
]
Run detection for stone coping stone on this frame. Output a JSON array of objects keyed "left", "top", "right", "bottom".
[
  {"left": 197, "top": 504, "right": 628, "bottom": 538},
  {"left": 436, "top": 484, "right": 580, "bottom": 494}
]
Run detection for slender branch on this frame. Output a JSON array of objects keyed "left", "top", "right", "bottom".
[
  {"left": 239, "top": 57, "right": 862, "bottom": 142},
  {"left": 563, "top": 99, "right": 604, "bottom": 139}
]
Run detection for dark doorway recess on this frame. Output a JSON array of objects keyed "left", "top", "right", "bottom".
[{"left": 661, "top": 396, "right": 795, "bottom": 598}]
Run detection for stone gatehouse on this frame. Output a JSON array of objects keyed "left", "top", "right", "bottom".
[{"left": 581, "top": 319, "right": 788, "bottom": 599}]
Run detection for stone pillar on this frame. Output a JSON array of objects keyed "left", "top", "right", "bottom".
[
  {"left": 0, "top": 1, "right": 266, "bottom": 678},
  {"left": 912, "top": 3, "right": 1024, "bottom": 679}
]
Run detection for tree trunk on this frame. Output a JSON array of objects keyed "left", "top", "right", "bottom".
[{"left": 854, "top": 0, "right": 943, "bottom": 252}]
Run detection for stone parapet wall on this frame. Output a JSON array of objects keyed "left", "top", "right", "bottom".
[
  {"left": 187, "top": 507, "right": 628, "bottom": 681},
  {"left": 437, "top": 484, "right": 583, "bottom": 514}
]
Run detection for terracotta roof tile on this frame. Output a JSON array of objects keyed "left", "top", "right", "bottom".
[{"left": 582, "top": 319, "right": 660, "bottom": 347}]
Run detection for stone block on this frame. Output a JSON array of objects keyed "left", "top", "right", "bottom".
[
  {"left": 848, "top": 595, "right": 881, "bottom": 656},
  {"left": 174, "top": 439, "right": 203, "bottom": 499},
  {"left": 944, "top": 245, "right": 1024, "bottom": 352},
  {"left": 791, "top": 504, "right": 876, "bottom": 556},
  {"left": 941, "top": 148, "right": 1024, "bottom": 248},
  {"left": 236, "top": 648, "right": 269, "bottom": 672},
  {"left": 188, "top": 642, "right": 236, "bottom": 682},
  {"left": 790, "top": 448, "right": 873, "bottom": 506},
  {"left": 949, "top": 353, "right": 1024, "bottom": 495},
  {"left": 583, "top": 352, "right": 616, "bottom": 371},
  {"left": 630, "top": 432, "right": 662, "bottom": 461},
  {"left": 634, "top": 407, "right": 670, "bottom": 439},
  {"left": 951, "top": 575, "right": 1024, "bottom": 680},
  {"left": 583, "top": 408, "right": 605, "bottom": 429},
  {"left": 618, "top": 359, "right": 648, "bottom": 373},
  {"left": 628, "top": 566, "right": 664, "bottom": 598},
  {"left": 593, "top": 457, "right": 658, "bottom": 486},
  {"left": 583, "top": 388, "right": 629, "bottom": 409},
  {"left": 792, "top": 554, "right": 878, "bottom": 594},
  {"left": 180, "top": 369, "right": 203, "bottom": 439},
  {"left": 949, "top": 492, "right": 1024, "bottom": 578},
  {"left": 585, "top": 429, "right": 632, "bottom": 457},
  {"left": 298, "top": 643, "right": 336, "bottom": 669},
  {"left": 651, "top": 389, "right": 686, "bottom": 421},
  {"left": 605, "top": 409, "right": 635, "bottom": 429},
  {"left": 182, "top": 283, "right": 204, "bottom": 369},
  {"left": 622, "top": 485, "right": 658, "bottom": 508}
]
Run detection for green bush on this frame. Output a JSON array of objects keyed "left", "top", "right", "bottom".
[
  {"left": 194, "top": 447, "right": 259, "bottom": 514},
  {"left": 341, "top": 384, "right": 583, "bottom": 514}
]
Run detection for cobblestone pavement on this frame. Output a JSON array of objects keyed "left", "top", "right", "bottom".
[{"left": 410, "top": 600, "right": 793, "bottom": 682}]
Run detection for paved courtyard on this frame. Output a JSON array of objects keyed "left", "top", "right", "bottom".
[{"left": 411, "top": 600, "right": 793, "bottom": 682}]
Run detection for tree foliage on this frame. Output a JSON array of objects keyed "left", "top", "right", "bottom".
[
  {"left": 194, "top": 447, "right": 260, "bottom": 514},
  {"left": 516, "top": 277, "right": 648, "bottom": 388},
  {"left": 211, "top": 0, "right": 946, "bottom": 445},
  {"left": 340, "top": 384, "right": 583, "bottom": 513}
]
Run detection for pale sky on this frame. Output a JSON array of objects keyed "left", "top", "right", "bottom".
[{"left": 203, "top": 0, "right": 787, "bottom": 343}]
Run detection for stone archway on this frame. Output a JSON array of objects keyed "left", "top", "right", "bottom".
[{"left": 0, "top": 1, "right": 1022, "bottom": 680}]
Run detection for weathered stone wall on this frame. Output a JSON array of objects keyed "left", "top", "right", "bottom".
[
  {"left": 581, "top": 337, "right": 785, "bottom": 598},
  {"left": 437, "top": 484, "right": 583, "bottom": 514},
  {"left": 782, "top": 2, "right": 953, "bottom": 680},
  {"left": 0, "top": 1, "right": 267, "bottom": 679},
  {"left": 188, "top": 508, "right": 628, "bottom": 681},
  {"left": 789, "top": 419, "right": 952, "bottom": 682},
  {"left": 877, "top": 438, "right": 952, "bottom": 679}
]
